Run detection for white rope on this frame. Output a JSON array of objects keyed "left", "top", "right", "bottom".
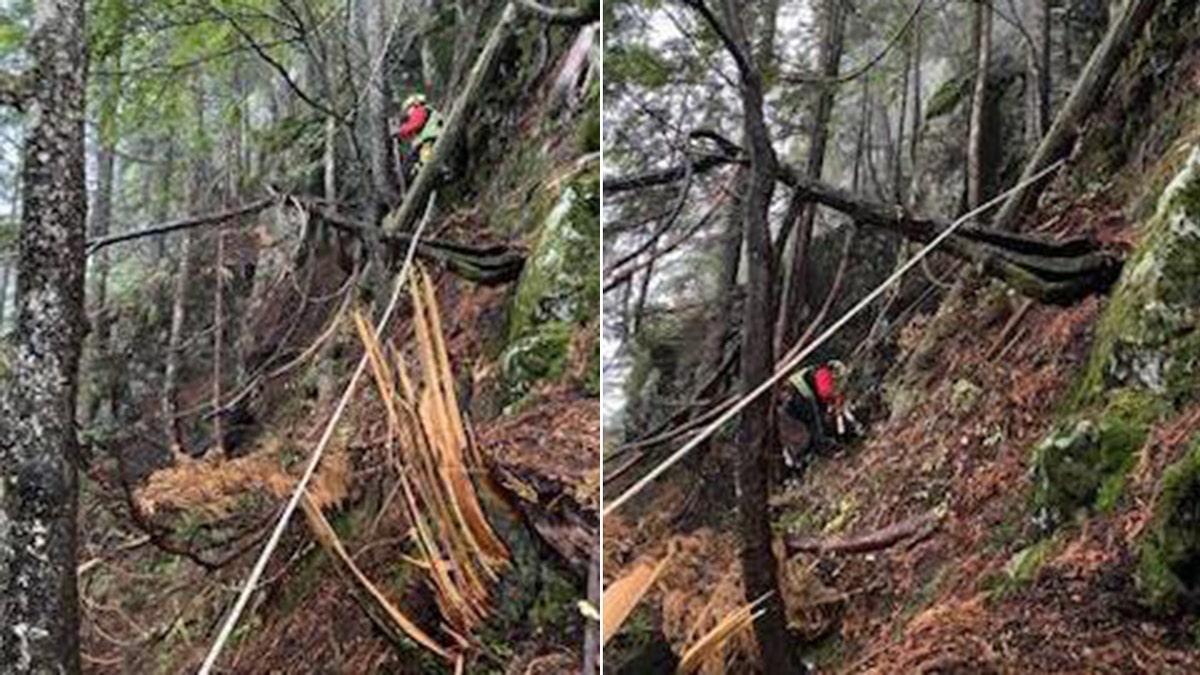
[
  {"left": 198, "top": 192, "right": 438, "bottom": 674},
  {"left": 602, "top": 160, "right": 1066, "bottom": 518}
]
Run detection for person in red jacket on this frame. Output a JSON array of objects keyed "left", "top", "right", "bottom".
[
  {"left": 393, "top": 93, "right": 444, "bottom": 182},
  {"left": 781, "top": 361, "right": 857, "bottom": 468}
]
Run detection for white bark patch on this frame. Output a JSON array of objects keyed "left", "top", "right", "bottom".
[{"left": 11, "top": 622, "right": 49, "bottom": 670}]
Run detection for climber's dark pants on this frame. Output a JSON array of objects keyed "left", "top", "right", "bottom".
[{"left": 786, "top": 394, "right": 831, "bottom": 449}]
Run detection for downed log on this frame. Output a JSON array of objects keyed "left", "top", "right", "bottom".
[
  {"left": 786, "top": 511, "right": 941, "bottom": 556},
  {"left": 606, "top": 141, "right": 1122, "bottom": 304},
  {"left": 312, "top": 205, "right": 525, "bottom": 285},
  {"left": 83, "top": 196, "right": 526, "bottom": 285}
]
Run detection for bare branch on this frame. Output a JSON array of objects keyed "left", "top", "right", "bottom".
[{"left": 514, "top": 0, "right": 599, "bottom": 25}]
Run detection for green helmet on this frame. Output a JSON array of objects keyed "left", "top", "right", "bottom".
[{"left": 402, "top": 93, "right": 427, "bottom": 109}]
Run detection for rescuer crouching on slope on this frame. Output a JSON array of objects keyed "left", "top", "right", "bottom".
[{"left": 779, "top": 360, "right": 861, "bottom": 471}]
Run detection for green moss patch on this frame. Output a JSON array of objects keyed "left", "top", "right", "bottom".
[
  {"left": 1074, "top": 146, "right": 1200, "bottom": 409},
  {"left": 1138, "top": 437, "right": 1200, "bottom": 613},
  {"left": 1032, "top": 389, "right": 1167, "bottom": 524},
  {"left": 501, "top": 162, "right": 600, "bottom": 403}
]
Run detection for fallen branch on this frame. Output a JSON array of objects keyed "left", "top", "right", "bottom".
[
  {"left": 85, "top": 197, "right": 277, "bottom": 254},
  {"left": 300, "top": 495, "right": 454, "bottom": 661},
  {"left": 786, "top": 511, "right": 941, "bottom": 555}
]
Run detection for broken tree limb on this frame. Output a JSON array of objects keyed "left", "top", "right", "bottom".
[
  {"left": 312, "top": 205, "right": 525, "bottom": 284},
  {"left": 606, "top": 138, "right": 1121, "bottom": 303},
  {"left": 85, "top": 197, "right": 277, "bottom": 254},
  {"left": 990, "top": 0, "right": 1159, "bottom": 231},
  {"left": 385, "top": 3, "right": 519, "bottom": 234},
  {"left": 300, "top": 495, "right": 454, "bottom": 662},
  {"left": 785, "top": 511, "right": 941, "bottom": 555}
]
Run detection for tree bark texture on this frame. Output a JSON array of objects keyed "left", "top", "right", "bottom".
[
  {"left": 718, "top": 0, "right": 796, "bottom": 670},
  {"left": 0, "top": 0, "right": 88, "bottom": 671}
]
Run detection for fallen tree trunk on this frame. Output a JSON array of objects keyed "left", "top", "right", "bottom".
[
  {"left": 606, "top": 142, "right": 1122, "bottom": 304},
  {"left": 83, "top": 197, "right": 526, "bottom": 285}
]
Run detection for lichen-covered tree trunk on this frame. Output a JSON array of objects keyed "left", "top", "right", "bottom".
[{"left": 0, "top": 0, "right": 87, "bottom": 671}]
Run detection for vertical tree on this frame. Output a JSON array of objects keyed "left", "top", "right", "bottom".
[
  {"left": 0, "top": 0, "right": 88, "bottom": 671},
  {"left": 163, "top": 75, "right": 207, "bottom": 459},
  {"left": 702, "top": 0, "right": 797, "bottom": 669},
  {"left": 967, "top": 0, "right": 994, "bottom": 209},
  {"left": 777, "top": 0, "right": 845, "bottom": 350}
]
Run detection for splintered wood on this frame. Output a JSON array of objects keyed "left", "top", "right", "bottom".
[
  {"left": 601, "top": 549, "right": 672, "bottom": 646},
  {"left": 328, "top": 265, "right": 509, "bottom": 662}
]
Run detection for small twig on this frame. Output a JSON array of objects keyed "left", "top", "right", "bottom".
[{"left": 987, "top": 298, "right": 1033, "bottom": 360}]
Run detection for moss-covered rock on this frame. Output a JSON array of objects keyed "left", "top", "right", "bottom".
[
  {"left": 1032, "top": 145, "right": 1200, "bottom": 526},
  {"left": 501, "top": 161, "right": 600, "bottom": 403},
  {"left": 1074, "top": 145, "right": 1200, "bottom": 408},
  {"left": 1031, "top": 389, "right": 1166, "bottom": 524},
  {"left": 1138, "top": 437, "right": 1200, "bottom": 613}
]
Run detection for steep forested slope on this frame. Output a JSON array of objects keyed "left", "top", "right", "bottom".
[
  {"left": 603, "top": 0, "right": 1200, "bottom": 671},
  {"left": 0, "top": 2, "right": 598, "bottom": 673}
]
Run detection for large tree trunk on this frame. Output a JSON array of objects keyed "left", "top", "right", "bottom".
[
  {"left": 777, "top": 0, "right": 845, "bottom": 350},
  {"left": 0, "top": 0, "right": 87, "bottom": 671},
  {"left": 718, "top": 1, "right": 796, "bottom": 670},
  {"left": 992, "top": 0, "right": 1159, "bottom": 231}
]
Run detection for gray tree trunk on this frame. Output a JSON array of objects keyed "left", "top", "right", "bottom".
[
  {"left": 968, "top": 0, "right": 994, "bottom": 209},
  {"left": 778, "top": 0, "right": 845, "bottom": 350},
  {"left": 163, "top": 76, "right": 208, "bottom": 459},
  {"left": 364, "top": 0, "right": 400, "bottom": 217},
  {"left": 80, "top": 142, "right": 115, "bottom": 428},
  {"left": 0, "top": 0, "right": 88, "bottom": 671}
]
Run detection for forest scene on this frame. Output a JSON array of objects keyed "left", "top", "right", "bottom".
[
  {"left": 602, "top": 0, "right": 1200, "bottom": 672},
  {"left": 0, "top": 0, "right": 600, "bottom": 673}
]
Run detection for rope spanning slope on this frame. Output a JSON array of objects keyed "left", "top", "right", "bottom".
[
  {"left": 198, "top": 194, "right": 437, "bottom": 675},
  {"left": 602, "top": 160, "right": 1066, "bottom": 518}
]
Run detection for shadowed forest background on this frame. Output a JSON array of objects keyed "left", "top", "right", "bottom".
[
  {"left": 602, "top": 0, "right": 1200, "bottom": 672},
  {"left": 0, "top": 0, "right": 600, "bottom": 673}
]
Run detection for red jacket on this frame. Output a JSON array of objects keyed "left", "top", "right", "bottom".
[
  {"left": 397, "top": 104, "right": 428, "bottom": 141},
  {"left": 814, "top": 365, "right": 839, "bottom": 406}
]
